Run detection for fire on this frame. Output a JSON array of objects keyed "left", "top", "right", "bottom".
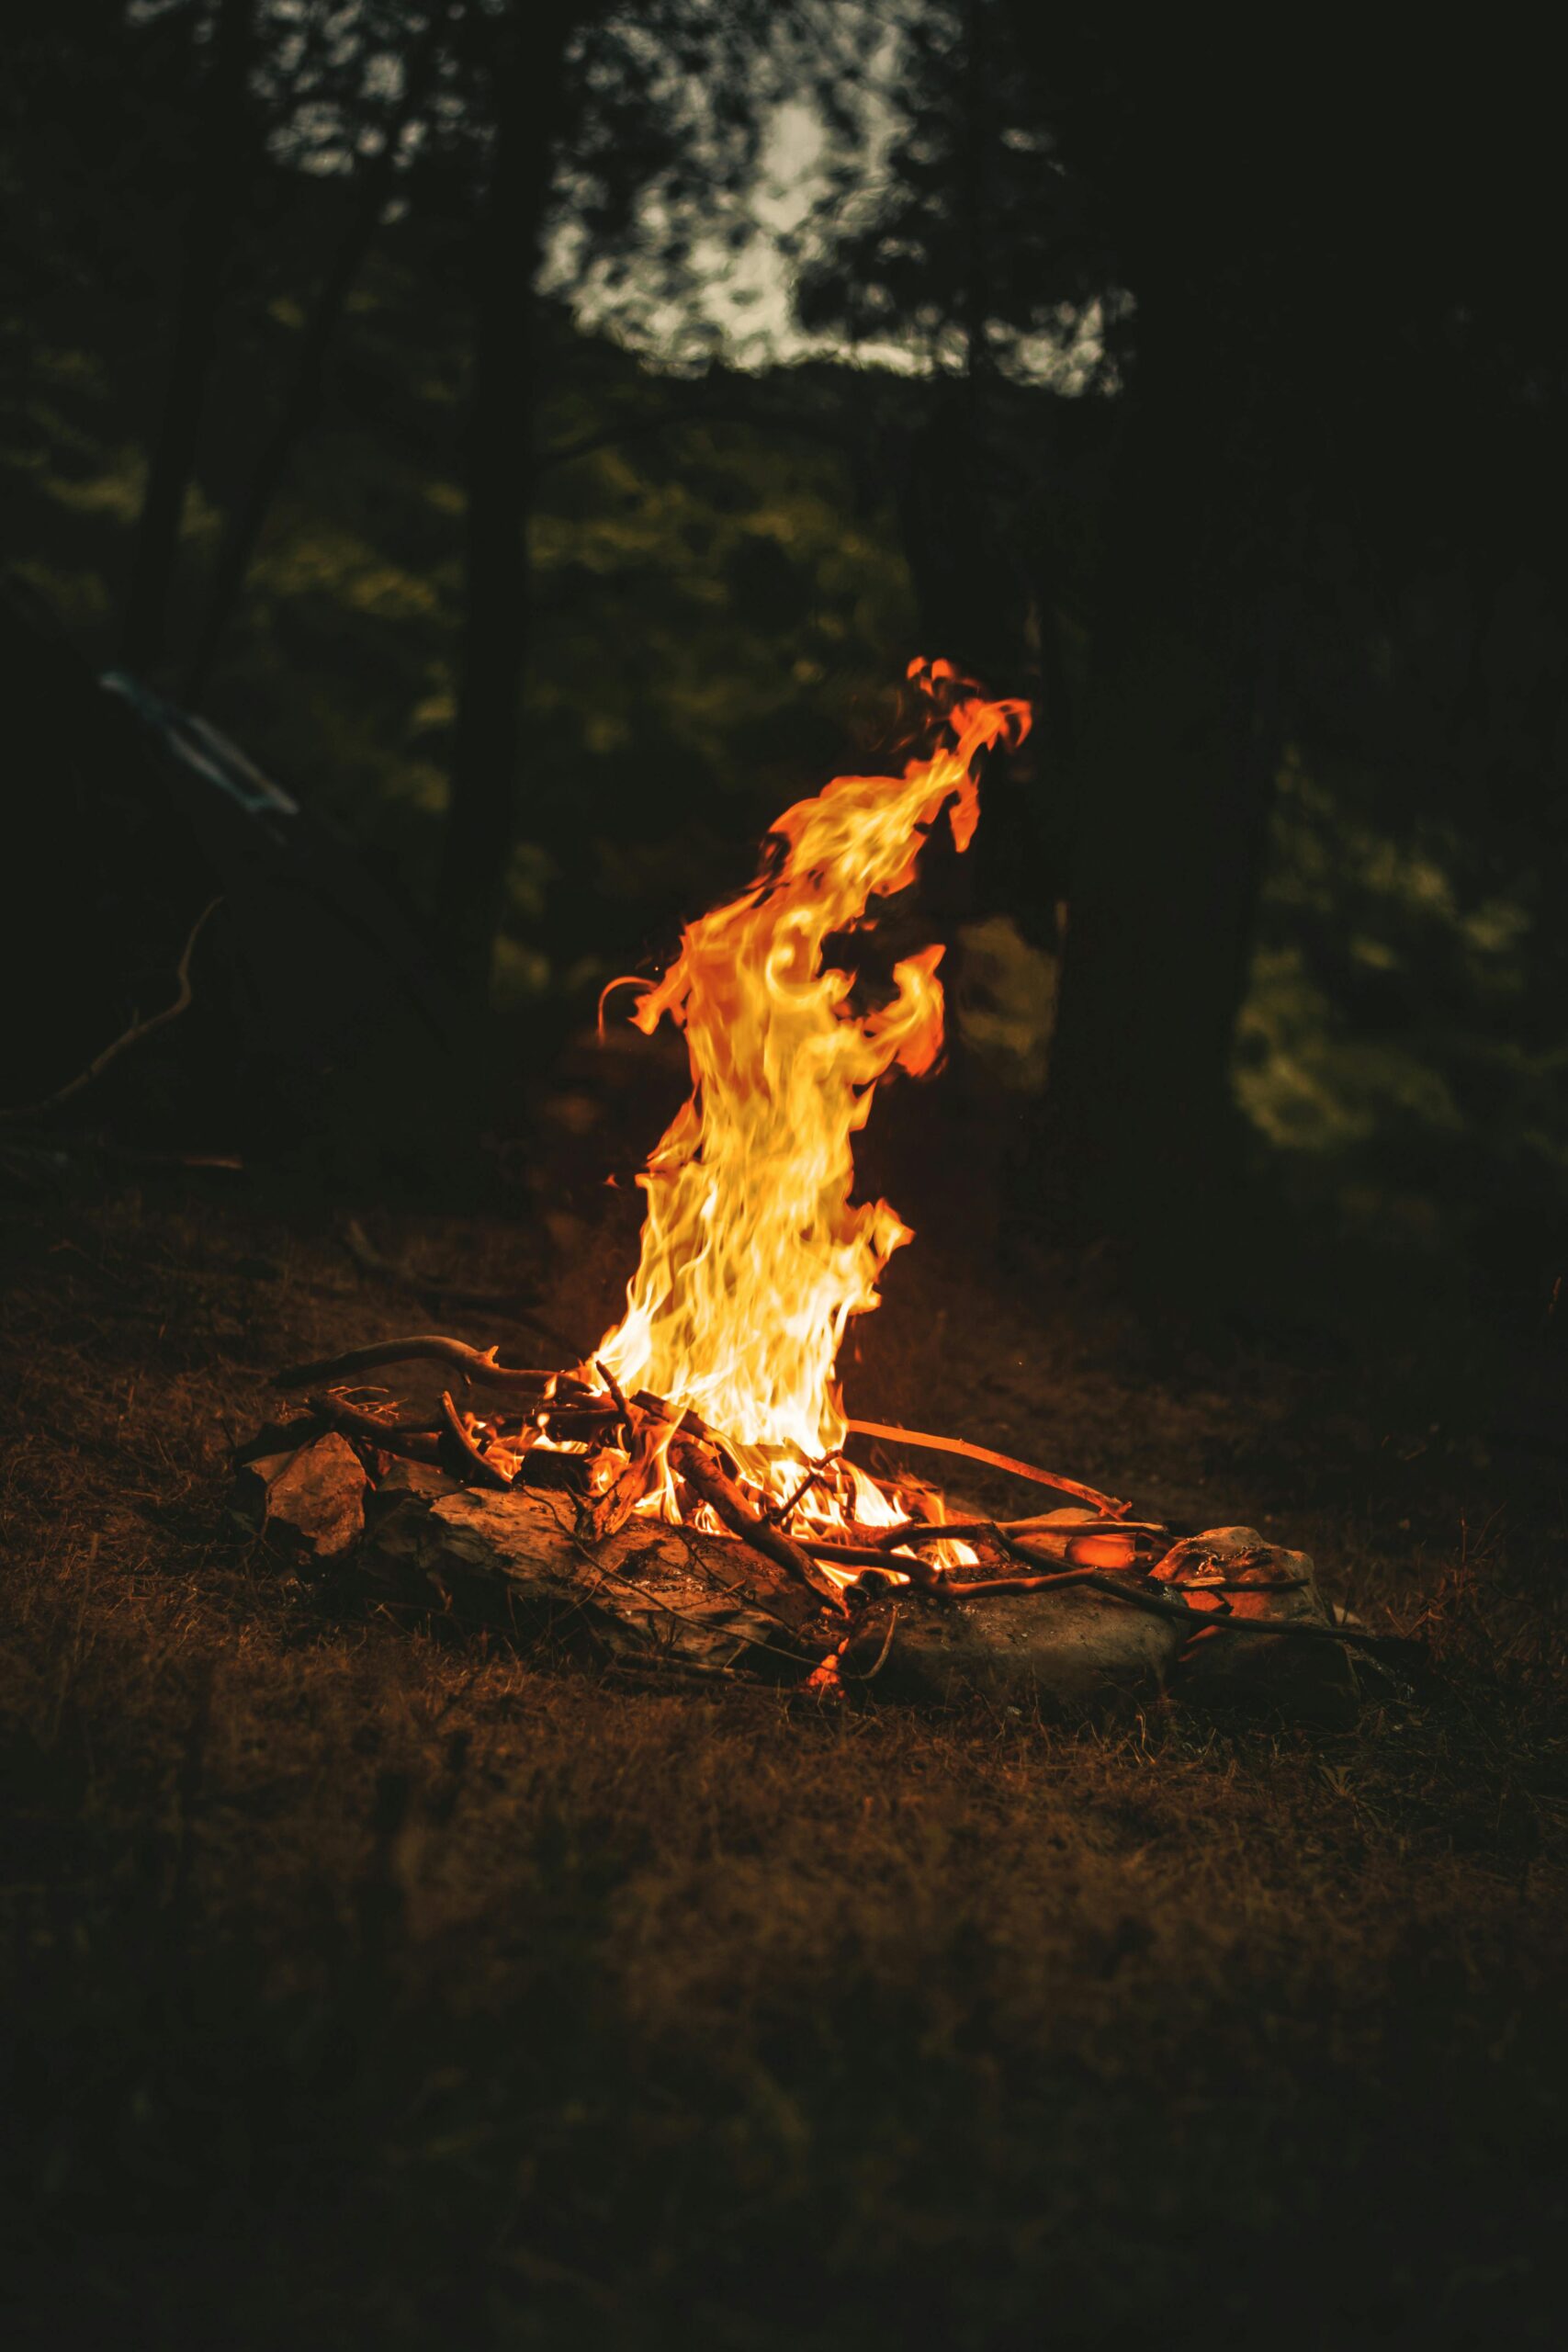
[{"left": 586, "top": 660, "right": 1031, "bottom": 1554}]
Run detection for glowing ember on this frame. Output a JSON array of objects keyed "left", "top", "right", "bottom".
[{"left": 584, "top": 660, "right": 1031, "bottom": 1558}]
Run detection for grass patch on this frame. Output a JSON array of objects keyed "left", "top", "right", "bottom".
[{"left": 2, "top": 1174, "right": 1565, "bottom": 2346}]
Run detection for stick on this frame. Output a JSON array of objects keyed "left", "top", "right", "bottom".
[
  {"left": 594, "top": 1359, "right": 633, "bottom": 1442},
  {"left": 799, "top": 1539, "right": 936, "bottom": 1573},
  {"left": 276, "top": 1336, "right": 554, "bottom": 1395},
  {"left": 304, "top": 1393, "right": 443, "bottom": 1464},
  {"left": 878, "top": 1517, "right": 1168, "bottom": 1547},
  {"left": 767, "top": 1453, "right": 840, "bottom": 1526},
  {"left": 1, "top": 897, "right": 222, "bottom": 1121},
  {"left": 939, "top": 1566, "right": 1102, "bottom": 1598},
  {"left": 545, "top": 1500, "right": 819, "bottom": 1674},
  {"left": 844, "top": 1418, "right": 1129, "bottom": 1517},
  {"left": 670, "top": 1434, "right": 848, "bottom": 1614},
  {"left": 844, "top": 1605, "right": 900, "bottom": 1682},
  {"left": 438, "top": 1391, "right": 514, "bottom": 1491},
  {"left": 876, "top": 1518, "right": 1163, "bottom": 1570},
  {"left": 584, "top": 1418, "right": 671, "bottom": 1543}
]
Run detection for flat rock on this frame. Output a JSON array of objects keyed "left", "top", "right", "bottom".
[
  {"left": 853, "top": 1585, "right": 1184, "bottom": 1715},
  {"left": 1156, "top": 1527, "right": 1364, "bottom": 1728},
  {"left": 344, "top": 1487, "right": 1371, "bottom": 1724},
  {"left": 235, "top": 1431, "right": 367, "bottom": 1557}
]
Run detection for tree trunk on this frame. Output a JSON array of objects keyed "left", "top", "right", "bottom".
[
  {"left": 118, "top": 0, "right": 254, "bottom": 680},
  {"left": 1030, "top": 322, "right": 1286, "bottom": 1250},
  {"left": 436, "top": 0, "right": 577, "bottom": 1003},
  {"left": 183, "top": 6, "right": 449, "bottom": 705}
]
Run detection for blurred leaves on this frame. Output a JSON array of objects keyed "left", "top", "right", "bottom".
[{"left": 1236, "top": 754, "right": 1566, "bottom": 1239}]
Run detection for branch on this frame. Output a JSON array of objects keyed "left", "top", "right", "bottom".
[
  {"left": 304, "top": 1393, "right": 443, "bottom": 1465},
  {"left": 2, "top": 898, "right": 221, "bottom": 1121},
  {"left": 879, "top": 1518, "right": 1167, "bottom": 1546},
  {"left": 670, "top": 1432, "right": 849, "bottom": 1614},
  {"left": 276, "top": 1335, "right": 554, "bottom": 1395},
  {"left": 844, "top": 1417, "right": 1129, "bottom": 1516},
  {"left": 438, "top": 1390, "right": 514, "bottom": 1490}
]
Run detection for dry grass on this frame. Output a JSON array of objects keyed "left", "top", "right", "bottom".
[{"left": 2, "top": 1166, "right": 1565, "bottom": 2348}]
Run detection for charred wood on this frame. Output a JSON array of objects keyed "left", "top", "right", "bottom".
[{"left": 438, "top": 1390, "right": 514, "bottom": 1490}]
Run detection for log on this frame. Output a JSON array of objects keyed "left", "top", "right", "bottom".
[{"left": 367, "top": 1483, "right": 827, "bottom": 1674}]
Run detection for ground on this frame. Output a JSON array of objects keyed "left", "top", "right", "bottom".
[{"left": 2, "top": 1140, "right": 1565, "bottom": 2349}]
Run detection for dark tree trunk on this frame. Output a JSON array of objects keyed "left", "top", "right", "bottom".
[
  {"left": 436, "top": 0, "right": 576, "bottom": 1002},
  {"left": 996, "top": 10, "right": 1296, "bottom": 1253},
  {"left": 118, "top": 0, "right": 254, "bottom": 679},
  {"left": 1031, "top": 313, "right": 1287, "bottom": 1248},
  {"left": 184, "top": 7, "right": 449, "bottom": 705}
]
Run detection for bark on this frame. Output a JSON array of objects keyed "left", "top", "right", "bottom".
[
  {"left": 184, "top": 6, "right": 449, "bottom": 704},
  {"left": 1031, "top": 334, "right": 1287, "bottom": 1247},
  {"left": 119, "top": 0, "right": 255, "bottom": 679},
  {"left": 996, "top": 11, "right": 1293, "bottom": 1250},
  {"left": 436, "top": 0, "right": 577, "bottom": 1001}
]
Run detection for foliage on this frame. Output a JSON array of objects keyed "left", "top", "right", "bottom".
[{"left": 5, "top": 0, "right": 1565, "bottom": 1242}]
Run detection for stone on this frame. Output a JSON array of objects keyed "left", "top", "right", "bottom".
[
  {"left": 348, "top": 1484, "right": 1368, "bottom": 1724},
  {"left": 1155, "top": 1527, "right": 1364, "bottom": 1728},
  {"left": 234, "top": 1431, "right": 367, "bottom": 1557},
  {"left": 852, "top": 1583, "right": 1185, "bottom": 1716}
]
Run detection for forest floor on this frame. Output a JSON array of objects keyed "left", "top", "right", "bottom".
[{"left": 3, "top": 1107, "right": 1566, "bottom": 2349}]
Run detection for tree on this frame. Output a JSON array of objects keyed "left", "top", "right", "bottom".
[
  {"left": 184, "top": 2, "right": 453, "bottom": 702},
  {"left": 434, "top": 0, "right": 876, "bottom": 1001},
  {"left": 434, "top": 0, "right": 581, "bottom": 997},
  {"left": 796, "top": 3, "right": 1568, "bottom": 1250},
  {"left": 119, "top": 0, "right": 258, "bottom": 679}
]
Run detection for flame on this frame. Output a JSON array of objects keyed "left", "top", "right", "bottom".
[{"left": 589, "top": 661, "right": 1031, "bottom": 1548}]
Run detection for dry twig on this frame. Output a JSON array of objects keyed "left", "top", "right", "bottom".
[
  {"left": 879, "top": 1517, "right": 1167, "bottom": 1548},
  {"left": 844, "top": 1418, "right": 1129, "bottom": 1516},
  {"left": 766, "top": 1453, "right": 840, "bottom": 1526},
  {"left": 671, "top": 1434, "right": 848, "bottom": 1614},
  {"left": 2, "top": 897, "right": 222, "bottom": 1121},
  {"left": 594, "top": 1358, "right": 633, "bottom": 1442},
  {"left": 304, "top": 1393, "right": 443, "bottom": 1465},
  {"left": 583, "top": 1416, "right": 672, "bottom": 1543},
  {"left": 842, "top": 1606, "right": 900, "bottom": 1682},
  {"left": 438, "top": 1391, "right": 514, "bottom": 1491}
]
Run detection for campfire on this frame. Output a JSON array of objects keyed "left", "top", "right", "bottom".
[{"left": 242, "top": 662, "right": 1411, "bottom": 1716}]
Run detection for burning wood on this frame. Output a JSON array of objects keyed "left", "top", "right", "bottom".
[{"left": 243, "top": 662, "right": 1417, "bottom": 1718}]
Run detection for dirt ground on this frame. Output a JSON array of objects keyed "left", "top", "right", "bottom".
[{"left": 2, "top": 1127, "right": 1565, "bottom": 2348}]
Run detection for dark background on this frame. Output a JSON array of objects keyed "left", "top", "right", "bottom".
[
  {"left": 3, "top": 10, "right": 1566, "bottom": 2347},
  {"left": 4, "top": 0, "right": 1563, "bottom": 1276}
]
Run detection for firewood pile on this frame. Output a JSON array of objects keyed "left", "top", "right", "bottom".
[{"left": 231, "top": 1331, "right": 1419, "bottom": 1726}]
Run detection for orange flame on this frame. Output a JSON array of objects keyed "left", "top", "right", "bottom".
[{"left": 592, "top": 661, "right": 1030, "bottom": 1540}]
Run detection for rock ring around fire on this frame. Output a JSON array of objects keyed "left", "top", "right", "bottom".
[{"left": 236, "top": 1437, "right": 1372, "bottom": 1726}]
